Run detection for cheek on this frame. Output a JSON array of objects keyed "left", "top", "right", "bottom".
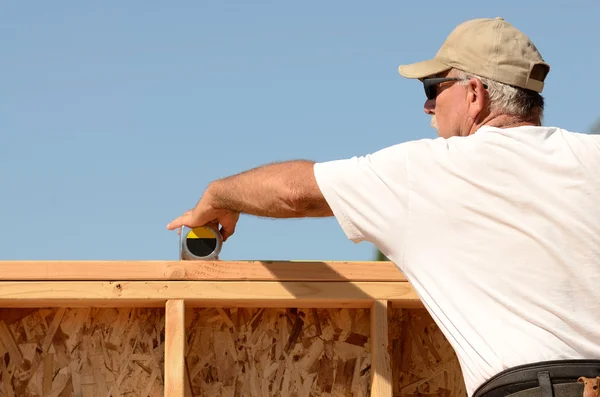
[
  {"left": 434, "top": 98, "right": 464, "bottom": 136},
  {"left": 439, "top": 95, "right": 465, "bottom": 122},
  {"left": 435, "top": 102, "right": 453, "bottom": 126}
]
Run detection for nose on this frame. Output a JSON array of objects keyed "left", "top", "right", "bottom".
[{"left": 424, "top": 99, "right": 435, "bottom": 115}]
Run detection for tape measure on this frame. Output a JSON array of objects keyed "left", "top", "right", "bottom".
[{"left": 179, "top": 225, "right": 223, "bottom": 260}]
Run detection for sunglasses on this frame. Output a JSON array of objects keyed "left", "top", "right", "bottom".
[
  {"left": 422, "top": 77, "right": 488, "bottom": 100},
  {"left": 422, "top": 77, "right": 462, "bottom": 100}
]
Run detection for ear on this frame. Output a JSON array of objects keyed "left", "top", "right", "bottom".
[{"left": 466, "top": 78, "right": 488, "bottom": 120}]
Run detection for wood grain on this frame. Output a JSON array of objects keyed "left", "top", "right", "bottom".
[
  {"left": 165, "top": 300, "right": 185, "bottom": 397},
  {"left": 370, "top": 300, "right": 392, "bottom": 397},
  {"left": 0, "top": 281, "right": 422, "bottom": 308},
  {"left": 0, "top": 260, "right": 406, "bottom": 281}
]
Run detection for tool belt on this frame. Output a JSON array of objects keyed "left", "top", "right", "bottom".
[{"left": 472, "top": 359, "right": 600, "bottom": 397}]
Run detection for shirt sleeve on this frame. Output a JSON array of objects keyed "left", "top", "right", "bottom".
[{"left": 313, "top": 142, "right": 413, "bottom": 251}]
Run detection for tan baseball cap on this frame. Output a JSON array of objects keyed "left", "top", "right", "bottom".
[{"left": 398, "top": 17, "right": 550, "bottom": 93}]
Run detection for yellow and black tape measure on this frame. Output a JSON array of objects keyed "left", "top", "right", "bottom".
[{"left": 179, "top": 225, "right": 223, "bottom": 260}]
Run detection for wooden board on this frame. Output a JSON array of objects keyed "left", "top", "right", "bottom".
[
  {"left": 370, "top": 300, "right": 392, "bottom": 396},
  {"left": 0, "top": 261, "right": 406, "bottom": 282},
  {"left": 181, "top": 307, "right": 466, "bottom": 397},
  {"left": 390, "top": 308, "right": 467, "bottom": 397},
  {"left": 0, "top": 307, "right": 466, "bottom": 397},
  {"left": 0, "top": 260, "right": 465, "bottom": 396},
  {"left": 0, "top": 281, "right": 422, "bottom": 308},
  {"left": 165, "top": 300, "right": 185, "bottom": 397},
  {"left": 184, "top": 307, "right": 373, "bottom": 397},
  {"left": 0, "top": 307, "right": 165, "bottom": 397}
]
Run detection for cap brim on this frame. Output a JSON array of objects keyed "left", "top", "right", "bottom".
[{"left": 398, "top": 58, "right": 451, "bottom": 79}]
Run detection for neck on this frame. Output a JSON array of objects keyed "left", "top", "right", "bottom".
[{"left": 468, "top": 112, "right": 541, "bottom": 135}]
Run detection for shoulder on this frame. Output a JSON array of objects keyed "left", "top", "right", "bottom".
[
  {"left": 368, "top": 136, "right": 462, "bottom": 161},
  {"left": 314, "top": 133, "right": 492, "bottom": 177}
]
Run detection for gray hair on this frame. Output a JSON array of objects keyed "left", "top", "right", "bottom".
[{"left": 453, "top": 69, "right": 545, "bottom": 120}]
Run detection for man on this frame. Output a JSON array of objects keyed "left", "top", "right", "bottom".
[{"left": 167, "top": 17, "right": 600, "bottom": 397}]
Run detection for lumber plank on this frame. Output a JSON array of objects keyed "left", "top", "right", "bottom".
[
  {"left": 165, "top": 300, "right": 185, "bottom": 397},
  {"left": 0, "top": 281, "right": 422, "bottom": 308},
  {"left": 370, "top": 300, "right": 392, "bottom": 397},
  {"left": 0, "top": 260, "right": 405, "bottom": 281}
]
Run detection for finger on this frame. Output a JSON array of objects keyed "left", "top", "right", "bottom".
[
  {"left": 188, "top": 207, "right": 217, "bottom": 230},
  {"left": 166, "top": 210, "right": 192, "bottom": 230},
  {"left": 219, "top": 212, "right": 239, "bottom": 242},
  {"left": 206, "top": 220, "right": 224, "bottom": 239},
  {"left": 220, "top": 226, "right": 233, "bottom": 242},
  {"left": 166, "top": 216, "right": 184, "bottom": 230}
]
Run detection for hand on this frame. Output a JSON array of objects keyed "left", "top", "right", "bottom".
[{"left": 166, "top": 199, "right": 240, "bottom": 242}]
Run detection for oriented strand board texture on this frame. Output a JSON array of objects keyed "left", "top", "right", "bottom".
[
  {"left": 184, "top": 307, "right": 466, "bottom": 397},
  {"left": 390, "top": 308, "right": 467, "bottom": 397},
  {"left": 0, "top": 307, "right": 466, "bottom": 397},
  {"left": 0, "top": 308, "right": 165, "bottom": 397},
  {"left": 185, "top": 308, "right": 373, "bottom": 397}
]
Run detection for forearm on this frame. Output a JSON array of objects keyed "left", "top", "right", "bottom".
[{"left": 206, "top": 160, "right": 333, "bottom": 218}]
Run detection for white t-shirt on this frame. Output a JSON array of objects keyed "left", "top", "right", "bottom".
[{"left": 313, "top": 125, "right": 600, "bottom": 396}]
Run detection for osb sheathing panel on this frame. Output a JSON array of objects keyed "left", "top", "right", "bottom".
[
  {"left": 185, "top": 308, "right": 372, "bottom": 397},
  {"left": 184, "top": 307, "right": 466, "bottom": 397},
  {"left": 0, "top": 307, "right": 466, "bottom": 397},
  {"left": 0, "top": 308, "right": 165, "bottom": 397},
  {"left": 390, "top": 308, "right": 467, "bottom": 397}
]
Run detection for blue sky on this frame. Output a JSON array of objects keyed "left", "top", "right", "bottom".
[{"left": 2, "top": 1, "right": 599, "bottom": 261}]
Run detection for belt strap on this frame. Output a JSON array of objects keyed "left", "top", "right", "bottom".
[
  {"left": 508, "top": 382, "right": 583, "bottom": 397},
  {"left": 472, "top": 359, "right": 600, "bottom": 397},
  {"left": 538, "top": 371, "right": 554, "bottom": 397}
]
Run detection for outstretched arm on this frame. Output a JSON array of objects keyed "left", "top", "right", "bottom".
[
  {"left": 209, "top": 160, "right": 333, "bottom": 218},
  {"left": 166, "top": 160, "right": 333, "bottom": 240}
]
